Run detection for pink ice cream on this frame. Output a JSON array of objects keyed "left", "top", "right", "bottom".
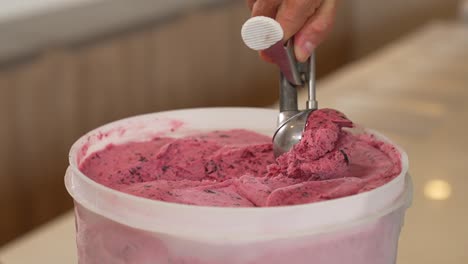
[{"left": 80, "top": 109, "right": 402, "bottom": 207}]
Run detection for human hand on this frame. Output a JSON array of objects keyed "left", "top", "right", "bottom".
[{"left": 246, "top": 0, "right": 337, "bottom": 62}]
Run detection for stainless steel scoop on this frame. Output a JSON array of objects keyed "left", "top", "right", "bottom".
[
  {"left": 240, "top": 16, "right": 318, "bottom": 157},
  {"left": 272, "top": 51, "right": 318, "bottom": 157}
]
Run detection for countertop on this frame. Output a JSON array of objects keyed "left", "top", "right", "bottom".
[
  {"left": 0, "top": 0, "right": 225, "bottom": 63},
  {"left": 1, "top": 21, "right": 467, "bottom": 263}
]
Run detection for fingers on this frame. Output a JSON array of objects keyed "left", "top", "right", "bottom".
[
  {"left": 294, "top": 0, "right": 337, "bottom": 62},
  {"left": 248, "top": 0, "right": 336, "bottom": 63},
  {"left": 246, "top": 0, "right": 256, "bottom": 10},
  {"left": 276, "top": 0, "right": 322, "bottom": 41},
  {"left": 251, "top": 0, "right": 282, "bottom": 18}
]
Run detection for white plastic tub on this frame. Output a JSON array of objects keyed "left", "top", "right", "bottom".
[{"left": 65, "top": 108, "right": 412, "bottom": 264}]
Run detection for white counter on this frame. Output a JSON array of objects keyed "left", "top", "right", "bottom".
[
  {"left": 0, "top": 0, "right": 93, "bottom": 22},
  {"left": 0, "top": 0, "right": 222, "bottom": 62}
]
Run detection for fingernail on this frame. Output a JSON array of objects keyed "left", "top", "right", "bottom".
[{"left": 296, "top": 41, "right": 315, "bottom": 62}]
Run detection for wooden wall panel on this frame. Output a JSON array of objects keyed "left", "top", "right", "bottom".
[
  {"left": 0, "top": 70, "right": 21, "bottom": 245},
  {"left": 226, "top": 3, "right": 280, "bottom": 106}
]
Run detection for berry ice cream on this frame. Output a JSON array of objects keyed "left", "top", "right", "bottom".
[{"left": 80, "top": 109, "right": 401, "bottom": 207}]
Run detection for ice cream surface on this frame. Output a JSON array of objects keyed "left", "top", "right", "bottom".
[{"left": 80, "top": 109, "right": 402, "bottom": 207}]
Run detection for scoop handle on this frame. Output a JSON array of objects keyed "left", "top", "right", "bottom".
[
  {"left": 306, "top": 53, "right": 318, "bottom": 110},
  {"left": 263, "top": 40, "right": 303, "bottom": 86},
  {"left": 278, "top": 73, "right": 299, "bottom": 125}
]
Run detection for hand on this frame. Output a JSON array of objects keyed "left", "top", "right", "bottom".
[{"left": 246, "top": 0, "right": 337, "bottom": 62}]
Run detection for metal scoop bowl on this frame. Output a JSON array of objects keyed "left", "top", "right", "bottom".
[{"left": 273, "top": 53, "right": 317, "bottom": 157}]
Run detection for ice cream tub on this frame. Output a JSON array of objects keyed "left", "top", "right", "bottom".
[{"left": 65, "top": 107, "right": 412, "bottom": 264}]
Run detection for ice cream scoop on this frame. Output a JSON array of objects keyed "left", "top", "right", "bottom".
[
  {"left": 241, "top": 16, "right": 318, "bottom": 157},
  {"left": 273, "top": 54, "right": 317, "bottom": 157}
]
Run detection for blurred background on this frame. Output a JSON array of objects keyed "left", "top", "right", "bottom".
[{"left": 0, "top": 0, "right": 465, "bottom": 252}]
